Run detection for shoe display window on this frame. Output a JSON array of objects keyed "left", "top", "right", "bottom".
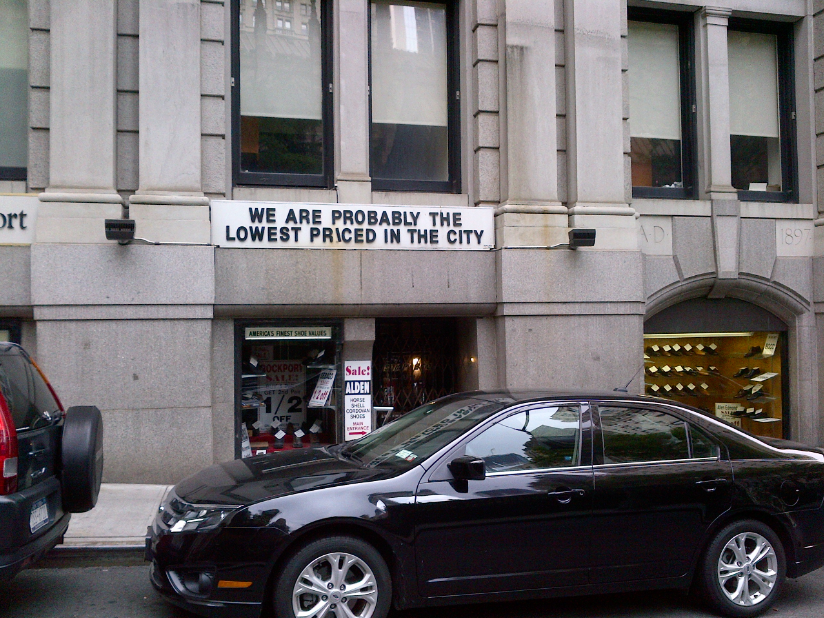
[
  {"left": 643, "top": 331, "right": 786, "bottom": 439},
  {"left": 238, "top": 323, "right": 342, "bottom": 457}
]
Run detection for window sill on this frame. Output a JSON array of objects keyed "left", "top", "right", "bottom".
[
  {"left": 632, "top": 198, "right": 815, "bottom": 220},
  {"left": 232, "top": 186, "right": 338, "bottom": 204},
  {"left": 371, "top": 191, "right": 469, "bottom": 207}
]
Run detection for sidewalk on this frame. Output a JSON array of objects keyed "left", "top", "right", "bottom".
[{"left": 61, "top": 484, "right": 172, "bottom": 549}]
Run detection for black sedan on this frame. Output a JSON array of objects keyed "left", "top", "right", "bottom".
[{"left": 145, "top": 391, "right": 824, "bottom": 618}]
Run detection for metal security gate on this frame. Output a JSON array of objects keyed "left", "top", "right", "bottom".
[{"left": 372, "top": 318, "right": 458, "bottom": 419}]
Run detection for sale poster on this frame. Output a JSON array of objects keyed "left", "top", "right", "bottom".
[
  {"left": 255, "top": 360, "right": 306, "bottom": 428},
  {"left": 344, "top": 361, "right": 372, "bottom": 441}
]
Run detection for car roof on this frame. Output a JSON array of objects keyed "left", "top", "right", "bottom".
[{"left": 461, "top": 389, "right": 674, "bottom": 404}]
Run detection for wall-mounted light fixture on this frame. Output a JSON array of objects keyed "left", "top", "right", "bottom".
[
  {"left": 516, "top": 228, "right": 597, "bottom": 251},
  {"left": 104, "top": 218, "right": 210, "bottom": 247}
]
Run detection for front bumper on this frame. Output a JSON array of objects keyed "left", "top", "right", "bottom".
[
  {"left": 145, "top": 516, "right": 286, "bottom": 618},
  {"left": 149, "top": 560, "right": 262, "bottom": 618}
]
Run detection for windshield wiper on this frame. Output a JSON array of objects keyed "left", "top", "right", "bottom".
[{"left": 338, "top": 449, "right": 363, "bottom": 464}]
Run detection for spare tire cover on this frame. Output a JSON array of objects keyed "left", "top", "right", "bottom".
[{"left": 61, "top": 406, "right": 104, "bottom": 513}]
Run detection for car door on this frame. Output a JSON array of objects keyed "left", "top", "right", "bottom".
[
  {"left": 413, "top": 403, "right": 593, "bottom": 598},
  {"left": 590, "top": 403, "right": 732, "bottom": 584}
]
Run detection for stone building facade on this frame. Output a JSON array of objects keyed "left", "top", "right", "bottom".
[{"left": 0, "top": 0, "right": 822, "bottom": 483}]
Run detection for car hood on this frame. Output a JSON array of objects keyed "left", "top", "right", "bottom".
[{"left": 173, "top": 447, "right": 395, "bottom": 507}]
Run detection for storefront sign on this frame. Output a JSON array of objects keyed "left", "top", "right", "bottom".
[
  {"left": 212, "top": 201, "right": 495, "bottom": 251},
  {"left": 309, "top": 369, "right": 336, "bottom": 407},
  {"left": 245, "top": 326, "right": 332, "bottom": 340},
  {"left": 344, "top": 361, "right": 372, "bottom": 441},
  {"left": 0, "top": 196, "right": 38, "bottom": 245}
]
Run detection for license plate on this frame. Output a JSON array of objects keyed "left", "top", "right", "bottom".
[{"left": 30, "top": 498, "right": 49, "bottom": 534}]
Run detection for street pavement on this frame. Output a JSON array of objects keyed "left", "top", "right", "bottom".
[{"left": 2, "top": 562, "right": 824, "bottom": 618}]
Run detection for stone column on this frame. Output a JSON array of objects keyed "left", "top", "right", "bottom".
[
  {"left": 698, "top": 8, "right": 740, "bottom": 296},
  {"left": 699, "top": 7, "right": 736, "bottom": 198},
  {"left": 496, "top": 0, "right": 567, "bottom": 248},
  {"left": 37, "top": 0, "right": 121, "bottom": 242},
  {"left": 336, "top": 0, "right": 371, "bottom": 204},
  {"left": 129, "top": 0, "right": 209, "bottom": 243},
  {"left": 564, "top": 0, "right": 636, "bottom": 250}
]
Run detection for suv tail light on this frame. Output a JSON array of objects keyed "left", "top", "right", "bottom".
[{"left": 0, "top": 391, "right": 18, "bottom": 495}]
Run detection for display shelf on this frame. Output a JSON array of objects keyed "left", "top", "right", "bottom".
[{"left": 643, "top": 332, "right": 784, "bottom": 438}]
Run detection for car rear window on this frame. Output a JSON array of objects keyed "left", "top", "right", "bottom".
[{"left": 0, "top": 345, "right": 55, "bottom": 431}]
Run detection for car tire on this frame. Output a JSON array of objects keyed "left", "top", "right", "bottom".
[
  {"left": 274, "top": 536, "right": 391, "bottom": 618},
  {"left": 697, "top": 519, "right": 785, "bottom": 618},
  {"left": 61, "top": 406, "right": 104, "bottom": 513}
]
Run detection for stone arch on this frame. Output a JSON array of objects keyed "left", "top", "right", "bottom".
[
  {"left": 645, "top": 275, "right": 810, "bottom": 326},
  {"left": 643, "top": 276, "right": 818, "bottom": 445}
]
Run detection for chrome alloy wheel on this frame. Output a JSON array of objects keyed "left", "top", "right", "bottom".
[
  {"left": 292, "top": 552, "right": 379, "bottom": 618},
  {"left": 717, "top": 532, "right": 778, "bottom": 607}
]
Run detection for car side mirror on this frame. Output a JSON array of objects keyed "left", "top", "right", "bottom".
[{"left": 448, "top": 456, "right": 486, "bottom": 481}]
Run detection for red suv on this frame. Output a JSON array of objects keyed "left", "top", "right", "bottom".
[{"left": 0, "top": 342, "right": 103, "bottom": 579}]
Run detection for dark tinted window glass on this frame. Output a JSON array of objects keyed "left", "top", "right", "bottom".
[
  {"left": 29, "top": 361, "right": 60, "bottom": 418},
  {"left": 370, "top": 0, "right": 449, "bottom": 183},
  {"left": 238, "top": 0, "right": 325, "bottom": 175},
  {"left": 0, "top": 0, "right": 28, "bottom": 175},
  {"left": 0, "top": 347, "right": 36, "bottom": 430},
  {"left": 465, "top": 406, "right": 581, "bottom": 473},
  {"left": 728, "top": 30, "right": 782, "bottom": 193},
  {"left": 689, "top": 425, "right": 719, "bottom": 459},
  {"left": 628, "top": 20, "right": 683, "bottom": 190},
  {"left": 600, "top": 407, "right": 689, "bottom": 464}
]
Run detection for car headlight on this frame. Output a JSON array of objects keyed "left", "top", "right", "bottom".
[
  {"left": 168, "top": 506, "right": 239, "bottom": 533},
  {"left": 159, "top": 493, "right": 241, "bottom": 533}
]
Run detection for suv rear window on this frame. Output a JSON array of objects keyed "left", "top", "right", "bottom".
[{"left": 0, "top": 345, "right": 57, "bottom": 431}]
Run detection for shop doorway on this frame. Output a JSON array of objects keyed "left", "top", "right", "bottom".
[
  {"left": 644, "top": 299, "right": 789, "bottom": 439},
  {"left": 373, "top": 318, "right": 459, "bottom": 423}
]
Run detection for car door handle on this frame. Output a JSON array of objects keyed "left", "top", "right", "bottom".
[
  {"left": 547, "top": 488, "right": 586, "bottom": 504},
  {"left": 28, "top": 447, "right": 47, "bottom": 456},
  {"left": 696, "top": 478, "right": 729, "bottom": 492}
]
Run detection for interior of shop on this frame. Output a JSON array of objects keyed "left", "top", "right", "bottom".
[
  {"left": 643, "top": 331, "right": 786, "bottom": 439},
  {"left": 239, "top": 324, "right": 341, "bottom": 456}
]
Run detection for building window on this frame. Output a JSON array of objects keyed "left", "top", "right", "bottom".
[
  {"left": 0, "top": 0, "right": 28, "bottom": 181},
  {"left": 233, "top": 0, "right": 332, "bottom": 187},
  {"left": 369, "top": 0, "right": 460, "bottom": 192},
  {"left": 628, "top": 9, "right": 696, "bottom": 199},
  {"left": 728, "top": 21, "right": 796, "bottom": 202}
]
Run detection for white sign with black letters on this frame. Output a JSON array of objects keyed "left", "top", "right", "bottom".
[
  {"left": 344, "top": 361, "right": 372, "bottom": 441},
  {"left": 0, "top": 196, "right": 38, "bottom": 245},
  {"left": 212, "top": 201, "right": 494, "bottom": 250}
]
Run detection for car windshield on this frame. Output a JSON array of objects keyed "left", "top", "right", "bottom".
[{"left": 339, "top": 394, "right": 513, "bottom": 471}]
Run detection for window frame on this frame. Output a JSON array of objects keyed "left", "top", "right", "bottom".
[
  {"left": 464, "top": 404, "right": 584, "bottom": 475},
  {"left": 593, "top": 403, "right": 721, "bottom": 467},
  {"left": 367, "top": 0, "right": 461, "bottom": 193},
  {"left": 727, "top": 18, "right": 797, "bottom": 204},
  {"left": 231, "top": 0, "right": 334, "bottom": 188},
  {"left": 628, "top": 7, "right": 698, "bottom": 200}
]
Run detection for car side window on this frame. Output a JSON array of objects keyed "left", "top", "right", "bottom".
[
  {"left": 599, "top": 406, "right": 690, "bottom": 464},
  {"left": 464, "top": 406, "right": 581, "bottom": 473},
  {"left": 689, "top": 425, "right": 720, "bottom": 459}
]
